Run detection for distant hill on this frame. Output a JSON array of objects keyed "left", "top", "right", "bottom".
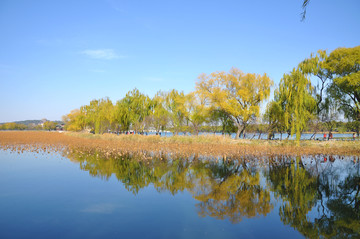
[{"left": 0, "top": 120, "right": 64, "bottom": 125}]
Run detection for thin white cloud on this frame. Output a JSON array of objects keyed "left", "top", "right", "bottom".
[{"left": 81, "top": 49, "right": 124, "bottom": 60}]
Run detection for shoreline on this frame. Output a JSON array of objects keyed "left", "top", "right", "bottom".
[{"left": 0, "top": 131, "right": 360, "bottom": 158}]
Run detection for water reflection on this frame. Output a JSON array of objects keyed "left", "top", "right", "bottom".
[
  {"left": 66, "top": 150, "right": 360, "bottom": 238},
  {"left": 192, "top": 159, "right": 273, "bottom": 223},
  {"left": 266, "top": 156, "right": 360, "bottom": 238}
]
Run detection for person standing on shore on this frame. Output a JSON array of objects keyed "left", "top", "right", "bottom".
[
  {"left": 324, "top": 133, "right": 327, "bottom": 141},
  {"left": 353, "top": 133, "right": 356, "bottom": 141}
]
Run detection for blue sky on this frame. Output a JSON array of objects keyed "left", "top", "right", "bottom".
[{"left": 0, "top": 0, "right": 359, "bottom": 122}]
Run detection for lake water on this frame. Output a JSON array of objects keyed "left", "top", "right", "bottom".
[{"left": 0, "top": 149, "right": 359, "bottom": 238}]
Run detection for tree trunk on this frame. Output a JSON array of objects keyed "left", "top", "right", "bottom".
[
  {"left": 239, "top": 128, "right": 245, "bottom": 139},
  {"left": 235, "top": 128, "right": 241, "bottom": 139},
  {"left": 310, "top": 131, "right": 317, "bottom": 140}
]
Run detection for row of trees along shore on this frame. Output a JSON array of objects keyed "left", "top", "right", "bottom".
[
  {"left": 0, "top": 120, "right": 59, "bottom": 131},
  {"left": 63, "top": 46, "right": 360, "bottom": 142}
]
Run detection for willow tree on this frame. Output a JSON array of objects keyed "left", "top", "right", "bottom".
[
  {"left": 164, "top": 89, "right": 187, "bottom": 135},
  {"left": 298, "top": 50, "right": 334, "bottom": 139},
  {"left": 299, "top": 50, "right": 331, "bottom": 113},
  {"left": 83, "top": 97, "right": 114, "bottom": 134},
  {"left": 114, "top": 99, "right": 131, "bottom": 132},
  {"left": 326, "top": 46, "right": 360, "bottom": 134},
  {"left": 184, "top": 92, "right": 208, "bottom": 135},
  {"left": 121, "top": 88, "right": 152, "bottom": 133},
  {"left": 264, "top": 100, "right": 286, "bottom": 140},
  {"left": 150, "top": 91, "right": 169, "bottom": 134},
  {"left": 62, "top": 108, "right": 86, "bottom": 131},
  {"left": 196, "top": 67, "right": 273, "bottom": 138},
  {"left": 278, "top": 68, "right": 316, "bottom": 143}
]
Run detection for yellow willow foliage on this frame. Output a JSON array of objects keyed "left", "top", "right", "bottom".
[
  {"left": 184, "top": 92, "right": 209, "bottom": 135},
  {"left": 196, "top": 67, "right": 273, "bottom": 138},
  {"left": 326, "top": 46, "right": 360, "bottom": 121},
  {"left": 278, "top": 68, "right": 316, "bottom": 143},
  {"left": 151, "top": 91, "right": 169, "bottom": 132},
  {"left": 165, "top": 89, "right": 187, "bottom": 134},
  {"left": 62, "top": 108, "right": 86, "bottom": 131}
]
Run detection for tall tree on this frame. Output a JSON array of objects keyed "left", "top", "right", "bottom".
[
  {"left": 83, "top": 97, "right": 114, "bottom": 134},
  {"left": 264, "top": 100, "right": 286, "bottom": 140},
  {"left": 298, "top": 50, "right": 332, "bottom": 138},
  {"left": 164, "top": 89, "right": 187, "bottom": 135},
  {"left": 184, "top": 92, "right": 208, "bottom": 135},
  {"left": 62, "top": 109, "right": 86, "bottom": 132},
  {"left": 299, "top": 50, "right": 331, "bottom": 114},
  {"left": 150, "top": 91, "right": 169, "bottom": 134},
  {"left": 277, "top": 68, "right": 316, "bottom": 143},
  {"left": 196, "top": 67, "right": 273, "bottom": 138},
  {"left": 114, "top": 99, "right": 131, "bottom": 132},
  {"left": 121, "top": 88, "right": 152, "bottom": 133},
  {"left": 326, "top": 46, "right": 360, "bottom": 134}
]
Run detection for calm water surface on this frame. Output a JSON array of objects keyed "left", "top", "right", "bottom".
[{"left": 0, "top": 150, "right": 359, "bottom": 238}]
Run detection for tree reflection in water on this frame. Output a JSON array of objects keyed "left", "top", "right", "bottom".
[
  {"left": 189, "top": 157, "right": 273, "bottom": 223},
  {"left": 267, "top": 155, "right": 360, "bottom": 238},
  {"left": 266, "top": 156, "right": 319, "bottom": 237},
  {"left": 66, "top": 150, "right": 360, "bottom": 238}
]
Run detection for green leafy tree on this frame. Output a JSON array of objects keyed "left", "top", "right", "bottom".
[
  {"left": 299, "top": 50, "right": 332, "bottom": 113},
  {"left": 206, "top": 108, "right": 235, "bottom": 135},
  {"left": 0, "top": 123, "right": 27, "bottom": 130},
  {"left": 150, "top": 91, "right": 169, "bottom": 133},
  {"left": 43, "top": 121, "right": 57, "bottom": 131},
  {"left": 83, "top": 97, "right": 114, "bottom": 134},
  {"left": 264, "top": 100, "right": 286, "bottom": 139},
  {"left": 62, "top": 109, "right": 86, "bottom": 131},
  {"left": 184, "top": 92, "right": 208, "bottom": 135},
  {"left": 277, "top": 68, "right": 316, "bottom": 143},
  {"left": 121, "top": 88, "right": 152, "bottom": 133},
  {"left": 114, "top": 99, "right": 131, "bottom": 132},
  {"left": 164, "top": 89, "right": 187, "bottom": 135},
  {"left": 299, "top": 50, "right": 335, "bottom": 139},
  {"left": 326, "top": 46, "right": 360, "bottom": 134}
]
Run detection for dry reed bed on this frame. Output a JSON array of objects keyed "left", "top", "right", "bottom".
[{"left": 0, "top": 131, "right": 360, "bottom": 160}]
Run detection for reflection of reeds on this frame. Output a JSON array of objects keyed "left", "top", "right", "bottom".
[{"left": 1, "top": 131, "right": 360, "bottom": 159}]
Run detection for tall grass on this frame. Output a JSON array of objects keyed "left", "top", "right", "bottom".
[
  {"left": 65, "top": 132, "right": 360, "bottom": 149},
  {"left": 1, "top": 131, "right": 360, "bottom": 158}
]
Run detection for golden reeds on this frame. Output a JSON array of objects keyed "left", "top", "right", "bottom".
[{"left": 0, "top": 131, "right": 360, "bottom": 160}]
